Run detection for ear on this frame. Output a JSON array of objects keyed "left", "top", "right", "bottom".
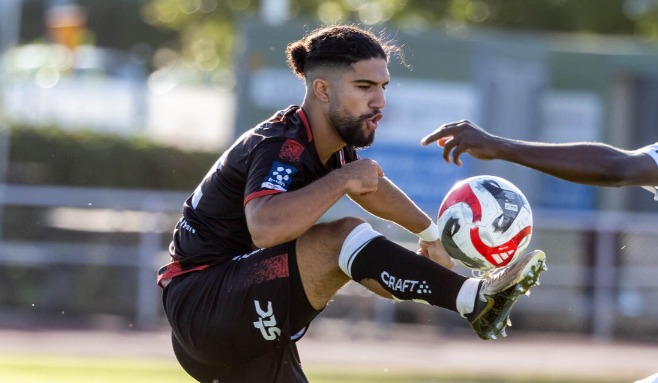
[{"left": 312, "top": 78, "right": 331, "bottom": 103}]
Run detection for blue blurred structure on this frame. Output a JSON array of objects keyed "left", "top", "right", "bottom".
[{"left": 359, "top": 143, "right": 473, "bottom": 215}]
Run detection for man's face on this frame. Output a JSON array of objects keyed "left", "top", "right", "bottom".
[{"left": 328, "top": 58, "right": 389, "bottom": 149}]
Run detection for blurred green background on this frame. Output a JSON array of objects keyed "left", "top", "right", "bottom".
[{"left": 1, "top": 1, "right": 658, "bottom": 382}]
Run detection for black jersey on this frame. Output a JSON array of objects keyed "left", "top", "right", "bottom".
[{"left": 159, "top": 105, "right": 358, "bottom": 285}]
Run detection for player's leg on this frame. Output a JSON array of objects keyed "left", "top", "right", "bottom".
[
  {"left": 163, "top": 244, "right": 313, "bottom": 383},
  {"left": 293, "top": 217, "right": 355, "bottom": 310},
  {"left": 295, "top": 218, "right": 546, "bottom": 339},
  {"left": 295, "top": 217, "right": 468, "bottom": 311}
]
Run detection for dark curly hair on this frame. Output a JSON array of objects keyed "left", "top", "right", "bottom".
[{"left": 285, "top": 24, "right": 403, "bottom": 80}]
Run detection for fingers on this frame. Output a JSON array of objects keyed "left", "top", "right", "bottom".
[
  {"left": 416, "top": 248, "right": 429, "bottom": 258},
  {"left": 440, "top": 135, "right": 465, "bottom": 167},
  {"left": 420, "top": 124, "right": 453, "bottom": 146},
  {"left": 362, "top": 159, "right": 384, "bottom": 178},
  {"left": 421, "top": 120, "right": 472, "bottom": 146},
  {"left": 420, "top": 130, "right": 440, "bottom": 146},
  {"left": 374, "top": 161, "right": 384, "bottom": 177},
  {"left": 421, "top": 239, "right": 456, "bottom": 269},
  {"left": 435, "top": 254, "right": 456, "bottom": 270},
  {"left": 451, "top": 142, "right": 466, "bottom": 167},
  {"left": 441, "top": 136, "right": 456, "bottom": 164}
]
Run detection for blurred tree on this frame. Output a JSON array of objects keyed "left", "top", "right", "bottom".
[
  {"left": 19, "top": 0, "right": 175, "bottom": 70},
  {"left": 16, "top": 0, "right": 658, "bottom": 76},
  {"left": 141, "top": 0, "right": 658, "bottom": 75},
  {"left": 141, "top": 0, "right": 258, "bottom": 75}
]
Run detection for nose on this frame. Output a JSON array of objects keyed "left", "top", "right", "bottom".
[{"left": 371, "top": 88, "right": 386, "bottom": 110}]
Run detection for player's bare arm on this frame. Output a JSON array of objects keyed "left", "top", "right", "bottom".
[
  {"left": 350, "top": 175, "right": 454, "bottom": 269},
  {"left": 349, "top": 175, "right": 429, "bottom": 232},
  {"left": 245, "top": 158, "right": 383, "bottom": 248}
]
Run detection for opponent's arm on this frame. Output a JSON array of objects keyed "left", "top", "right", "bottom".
[
  {"left": 490, "top": 141, "right": 658, "bottom": 187},
  {"left": 421, "top": 120, "right": 658, "bottom": 187}
]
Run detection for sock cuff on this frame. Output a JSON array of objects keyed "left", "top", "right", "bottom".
[
  {"left": 338, "top": 223, "right": 382, "bottom": 279},
  {"left": 456, "top": 278, "right": 482, "bottom": 317}
]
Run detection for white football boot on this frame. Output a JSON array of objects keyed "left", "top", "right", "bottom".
[{"left": 466, "top": 249, "right": 547, "bottom": 340}]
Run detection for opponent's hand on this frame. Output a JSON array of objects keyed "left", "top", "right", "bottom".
[
  {"left": 417, "top": 238, "right": 455, "bottom": 269},
  {"left": 338, "top": 158, "right": 384, "bottom": 196},
  {"left": 420, "top": 120, "right": 500, "bottom": 166}
]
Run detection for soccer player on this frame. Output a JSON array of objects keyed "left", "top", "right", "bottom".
[
  {"left": 420, "top": 120, "right": 658, "bottom": 198},
  {"left": 157, "top": 26, "right": 546, "bottom": 383}
]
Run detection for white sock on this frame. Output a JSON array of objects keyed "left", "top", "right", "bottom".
[
  {"left": 456, "top": 278, "right": 482, "bottom": 317},
  {"left": 338, "top": 223, "right": 382, "bottom": 279}
]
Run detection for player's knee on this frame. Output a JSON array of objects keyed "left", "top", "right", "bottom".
[
  {"left": 298, "top": 217, "right": 367, "bottom": 259},
  {"left": 327, "top": 216, "right": 368, "bottom": 239}
]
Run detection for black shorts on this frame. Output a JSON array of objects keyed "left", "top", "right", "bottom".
[{"left": 162, "top": 241, "right": 320, "bottom": 383}]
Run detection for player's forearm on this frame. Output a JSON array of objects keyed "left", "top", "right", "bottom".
[
  {"left": 351, "top": 177, "right": 432, "bottom": 234},
  {"left": 496, "top": 139, "right": 634, "bottom": 186},
  {"left": 246, "top": 173, "right": 349, "bottom": 248}
]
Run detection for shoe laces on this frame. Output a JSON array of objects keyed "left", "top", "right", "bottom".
[
  {"left": 476, "top": 268, "right": 507, "bottom": 300},
  {"left": 474, "top": 267, "right": 507, "bottom": 285}
]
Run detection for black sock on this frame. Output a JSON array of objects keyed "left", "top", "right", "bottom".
[{"left": 349, "top": 236, "right": 467, "bottom": 312}]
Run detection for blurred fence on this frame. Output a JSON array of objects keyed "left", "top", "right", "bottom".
[
  {"left": 1, "top": 184, "right": 658, "bottom": 341},
  {"left": 0, "top": 184, "right": 187, "bottom": 330}
]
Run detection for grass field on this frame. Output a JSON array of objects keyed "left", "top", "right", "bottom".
[{"left": 0, "top": 354, "right": 621, "bottom": 383}]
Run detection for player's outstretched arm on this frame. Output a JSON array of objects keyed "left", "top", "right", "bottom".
[
  {"left": 421, "top": 120, "right": 658, "bottom": 188},
  {"left": 349, "top": 176, "right": 455, "bottom": 269}
]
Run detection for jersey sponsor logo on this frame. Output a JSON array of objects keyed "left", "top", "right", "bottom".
[
  {"left": 261, "top": 161, "right": 297, "bottom": 192},
  {"left": 380, "top": 271, "right": 432, "bottom": 294},
  {"left": 179, "top": 219, "right": 196, "bottom": 234},
  {"left": 253, "top": 300, "right": 281, "bottom": 341},
  {"left": 279, "top": 139, "right": 305, "bottom": 162}
]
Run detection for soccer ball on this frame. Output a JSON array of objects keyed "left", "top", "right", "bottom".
[{"left": 437, "top": 175, "right": 533, "bottom": 271}]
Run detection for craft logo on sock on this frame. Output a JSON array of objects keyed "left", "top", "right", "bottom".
[
  {"left": 261, "top": 161, "right": 297, "bottom": 192},
  {"left": 253, "top": 300, "right": 281, "bottom": 341},
  {"left": 380, "top": 271, "right": 431, "bottom": 294}
]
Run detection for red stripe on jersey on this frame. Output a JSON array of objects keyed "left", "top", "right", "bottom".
[
  {"left": 244, "top": 189, "right": 283, "bottom": 206},
  {"left": 297, "top": 108, "right": 312, "bottom": 143},
  {"left": 157, "top": 261, "right": 209, "bottom": 288}
]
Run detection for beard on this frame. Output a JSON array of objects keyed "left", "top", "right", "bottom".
[{"left": 328, "top": 102, "right": 377, "bottom": 149}]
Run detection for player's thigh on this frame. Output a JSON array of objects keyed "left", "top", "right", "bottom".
[{"left": 295, "top": 217, "right": 365, "bottom": 310}]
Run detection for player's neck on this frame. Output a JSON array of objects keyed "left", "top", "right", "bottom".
[{"left": 300, "top": 101, "right": 346, "bottom": 166}]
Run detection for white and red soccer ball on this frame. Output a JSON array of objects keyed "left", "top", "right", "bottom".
[{"left": 437, "top": 175, "right": 533, "bottom": 272}]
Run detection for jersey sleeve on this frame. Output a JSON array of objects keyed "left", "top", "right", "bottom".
[
  {"left": 243, "top": 137, "right": 309, "bottom": 206},
  {"left": 637, "top": 143, "right": 658, "bottom": 201}
]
